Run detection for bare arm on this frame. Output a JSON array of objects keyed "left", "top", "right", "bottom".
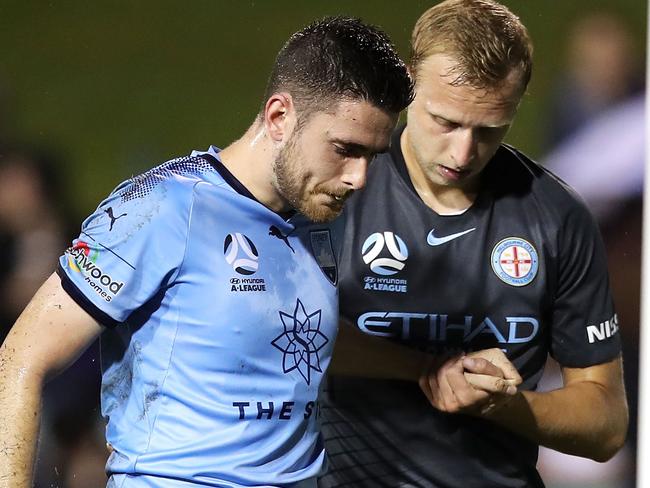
[
  {"left": 329, "top": 318, "right": 423, "bottom": 380},
  {"left": 479, "top": 357, "right": 628, "bottom": 462},
  {"left": 0, "top": 273, "right": 103, "bottom": 488},
  {"left": 330, "top": 319, "right": 518, "bottom": 396},
  {"left": 334, "top": 320, "right": 627, "bottom": 461}
]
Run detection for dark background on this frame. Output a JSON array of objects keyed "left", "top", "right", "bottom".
[
  {"left": 0, "top": 0, "right": 645, "bottom": 217},
  {"left": 0, "top": 2, "right": 646, "bottom": 487}
]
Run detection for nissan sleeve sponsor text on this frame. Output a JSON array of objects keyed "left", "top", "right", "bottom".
[{"left": 586, "top": 314, "right": 619, "bottom": 344}]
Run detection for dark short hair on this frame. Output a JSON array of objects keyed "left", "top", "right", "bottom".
[{"left": 262, "top": 16, "right": 413, "bottom": 120}]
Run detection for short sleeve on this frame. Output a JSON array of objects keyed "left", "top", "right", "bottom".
[
  {"left": 550, "top": 202, "right": 621, "bottom": 367},
  {"left": 58, "top": 174, "right": 194, "bottom": 326}
]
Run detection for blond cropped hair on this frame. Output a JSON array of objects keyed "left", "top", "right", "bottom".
[{"left": 411, "top": 0, "right": 533, "bottom": 92}]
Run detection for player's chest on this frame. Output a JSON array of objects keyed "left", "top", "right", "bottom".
[
  {"left": 175, "top": 215, "right": 339, "bottom": 345},
  {"left": 341, "top": 197, "right": 558, "bottom": 351},
  {"left": 351, "top": 201, "right": 553, "bottom": 292}
]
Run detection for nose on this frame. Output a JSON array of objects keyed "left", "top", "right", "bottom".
[
  {"left": 450, "top": 128, "right": 477, "bottom": 167},
  {"left": 341, "top": 157, "right": 368, "bottom": 191}
]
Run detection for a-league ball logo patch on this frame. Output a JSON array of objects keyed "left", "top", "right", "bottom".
[
  {"left": 491, "top": 237, "right": 539, "bottom": 286},
  {"left": 361, "top": 231, "right": 408, "bottom": 276},
  {"left": 224, "top": 233, "right": 259, "bottom": 275}
]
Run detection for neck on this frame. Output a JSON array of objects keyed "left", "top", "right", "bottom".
[
  {"left": 219, "top": 122, "right": 288, "bottom": 212},
  {"left": 401, "top": 128, "right": 479, "bottom": 215}
]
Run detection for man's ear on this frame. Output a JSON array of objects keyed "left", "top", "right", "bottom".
[{"left": 263, "top": 92, "right": 296, "bottom": 143}]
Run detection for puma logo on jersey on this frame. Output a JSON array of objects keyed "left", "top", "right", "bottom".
[
  {"left": 426, "top": 227, "right": 475, "bottom": 246},
  {"left": 269, "top": 225, "right": 295, "bottom": 253},
  {"left": 104, "top": 207, "right": 128, "bottom": 231}
]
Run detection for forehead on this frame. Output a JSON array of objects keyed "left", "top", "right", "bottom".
[
  {"left": 305, "top": 99, "right": 397, "bottom": 148},
  {"left": 414, "top": 54, "right": 523, "bottom": 127}
]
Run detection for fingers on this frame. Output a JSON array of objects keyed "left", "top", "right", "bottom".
[
  {"left": 437, "top": 356, "right": 466, "bottom": 411},
  {"left": 419, "top": 348, "right": 523, "bottom": 416},
  {"left": 467, "top": 348, "right": 522, "bottom": 384},
  {"left": 464, "top": 372, "right": 518, "bottom": 396},
  {"left": 462, "top": 357, "right": 504, "bottom": 378},
  {"left": 445, "top": 362, "right": 490, "bottom": 411},
  {"left": 419, "top": 354, "right": 490, "bottom": 413}
]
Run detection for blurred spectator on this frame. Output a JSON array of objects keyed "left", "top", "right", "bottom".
[
  {"left": 540, "top": 95, "right": 644, "bottom": 488},
  {"left": 545, "top": 95, "right": 644, "bottom": 222},
  {"left": 0, "top": 146, "right": 68, "bottom": 338},
  {"left": 0, "top": 145, "right": 107, "bottom": 487},
  {"left": 542, "top": 18, "right": 644, "bottom": 484},
  {"left": 544, "top": 11, "right": 644, "bottom": 149}
]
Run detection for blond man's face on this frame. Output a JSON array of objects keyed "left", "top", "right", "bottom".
[{"left": 405, "top": 53, "right": 524, "bottom": 191}]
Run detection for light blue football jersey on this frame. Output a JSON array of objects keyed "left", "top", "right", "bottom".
[{"left": 57, "top": 147, "right": 343, "bottom": 487}]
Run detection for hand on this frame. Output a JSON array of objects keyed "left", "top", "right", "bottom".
[
  {"left": 464, "top": 348, "right": 521, "bottom": 384},
  {"left": 462, "top": 348, "right": 522, "bottom": 416},
  {"left": 418, "top": 349, "right": 520, "bottom": 415}
]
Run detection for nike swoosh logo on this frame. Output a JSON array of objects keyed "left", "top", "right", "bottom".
[{"left": 427, "top": 227, "right": 476, "bottom": 246}]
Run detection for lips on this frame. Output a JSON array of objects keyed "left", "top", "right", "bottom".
[
  {"left": 437, "top": 164, "right": 470, "bottom": 181},
  {"left": 325, "top": 189, "right": 351, "bottom": 202}
]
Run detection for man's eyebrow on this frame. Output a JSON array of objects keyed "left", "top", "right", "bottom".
[
  {"left": 432, "top": 112, "right": 510, "bottom": 130},
  {"left": 429, "top": 112, "right": 458, "bottom": 124},
  {"left": 332, "top": 139, "right": 389, "bottom": 154}
]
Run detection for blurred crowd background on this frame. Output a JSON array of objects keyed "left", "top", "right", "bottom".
[{"left": 0, "top": 1, "right": 645, "bottom": 487}]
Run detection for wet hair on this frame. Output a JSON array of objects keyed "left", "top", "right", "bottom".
[
  {"left": 410, "top": 0, "right": 533, "bottom": 92},
  {"left": 262, "top": 16, "right": 413, "bottom": 121}
]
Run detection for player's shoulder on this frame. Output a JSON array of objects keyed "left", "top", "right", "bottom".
[
  {"left": 488, "top": 144, "right": 592, "bottom": 220},
  {"left": 112, "top": 154, "right": 219, "bottom": 205},
  {"left": 83, "top": 153, "right": 221, "bottom": 235}
]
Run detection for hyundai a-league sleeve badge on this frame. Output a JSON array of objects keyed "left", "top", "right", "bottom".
[{"left": 491, "top": 237, "right": 539, "bottom": 286}]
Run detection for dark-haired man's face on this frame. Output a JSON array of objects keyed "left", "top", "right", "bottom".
[{"left": 272, "top": 99, "right": 396, "bottom": 222}]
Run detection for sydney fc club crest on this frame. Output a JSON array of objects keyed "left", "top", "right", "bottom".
[
  {"left": 271, "top": 299, "right": 329, "bottom": 385},
  {"left": 491, "top": 237, "right": 539, "bottom": 286},
  {"left": 310, "top": 230, "right": 337, "bottom": 285}
]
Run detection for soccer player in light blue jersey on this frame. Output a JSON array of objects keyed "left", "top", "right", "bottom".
[{"left": 0, "top": 17, "right": 413, "bottom": 488}]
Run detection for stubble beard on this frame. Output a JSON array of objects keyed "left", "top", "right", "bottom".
[{"left": 272, "top": 134, "right": 344, "bottom": 223}]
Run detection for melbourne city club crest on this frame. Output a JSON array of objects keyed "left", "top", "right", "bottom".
[
  {"left": 491, "top": 237, "right": 539, "bottom": 286},
  {"left": 271, "top": 299, "right": 329, "bottom": 385}
]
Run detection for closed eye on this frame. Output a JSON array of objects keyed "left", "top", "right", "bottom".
[
  {"left": 334, "top": 143, "right": 369, "bottom": 159},
  {"left": 432, "top": 115, "right": 460, "bottom": 131}
]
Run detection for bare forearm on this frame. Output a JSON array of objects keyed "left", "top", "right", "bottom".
[
  {"left": 0, "top": 274, "right": 104, "bottom": 487},
  {"left": 485, "top": 367, "right": 628, "bottom": 461},
  {"left": 330, "top": 321, "right": 424, "bottom": 380},
  {"left": 0, "top": 350, "right": 44, "bottom": 487}
]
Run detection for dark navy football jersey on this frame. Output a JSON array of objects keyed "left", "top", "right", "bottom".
[{"left": 319, "top": 127, "right": 621, "bottom": 488}]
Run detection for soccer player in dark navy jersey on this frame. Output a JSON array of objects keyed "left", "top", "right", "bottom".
[
  {"left": 319, "top": 1, "right": 629, "bottom": 487},
  {"left": 0, "top": 18, "right": 413, "bottom": 488}
]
